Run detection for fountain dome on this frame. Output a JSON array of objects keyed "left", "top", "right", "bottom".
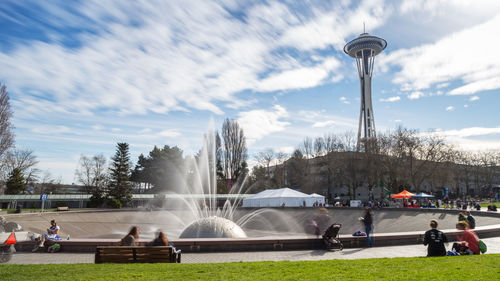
[{"left": 179, "top": 216, "right": 247, "bottom": 238}]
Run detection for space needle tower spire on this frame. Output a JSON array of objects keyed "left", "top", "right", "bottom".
[{"left": 344, "top": 28, "right": 386, "bottom": 151}]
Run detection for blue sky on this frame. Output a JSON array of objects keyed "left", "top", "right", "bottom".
[{"left": 1, "top": 0, "right": 500, "bottom": 184}]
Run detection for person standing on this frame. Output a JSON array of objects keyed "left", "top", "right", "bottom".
[
  {"left": 362, "top": 208, "right": 374, "bottom": 247},
  {"left": 423, "top": 220, "right": 448, "bottom": 256}
]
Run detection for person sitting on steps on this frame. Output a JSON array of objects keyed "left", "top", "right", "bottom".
[
  {"left": 33, "top": 219, "right": 61, "bottom": 252},
  {"left": 423, "top": 220, "right": 448, "bottom": 256}
]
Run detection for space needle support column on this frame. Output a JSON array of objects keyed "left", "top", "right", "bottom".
[{"left": 344, "top": 32, "right": 386, "bottom": 151}]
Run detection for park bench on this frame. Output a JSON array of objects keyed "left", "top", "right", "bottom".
[
  {"left": 57, "top": 206, "right": 69, "bottom": 211},
  {"left": 95, "top": 246, "right": 181, "bottom": 263}
]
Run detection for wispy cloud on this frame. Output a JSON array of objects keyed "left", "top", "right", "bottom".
[
  {"left": 237, "top": 105, "right": 290, "bottom": 144},
  {"left": 380, "top": 14, "right": 500, "bottom": 96},
  {"left": 379, "top": 96, "right": 400, "bottom": 102},
  {"left": 469, "top": 96, "right": 480, "bottom": 101},
  {"left": 423, "top": 126, "right": 500, "bottom": 151},
  {"left": 339, "top": 96, "right": 350, "bottom": 104},
  {"left": 312, "top": 120, "right": 336, "bottom": 128},
  {"left": 158, "top": 129, "right": 181, "bottom": 138},
  {"left": 432, "top": 127, "right": 500, "bottom": 138},
  {"left": 0, "top": 0, "right": 388, "bottom": 117},
  {"left": 408, "top": 91, "right": 425, "bottom": 100},
  {"left": 445, "top": 106, "right": 455, "bottom": 111}
]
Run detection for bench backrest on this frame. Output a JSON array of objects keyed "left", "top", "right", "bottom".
[{"left": 95, "top": 246, "right": 175, "bottom": 263}]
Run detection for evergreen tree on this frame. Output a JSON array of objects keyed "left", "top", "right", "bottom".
[
  {"left": 131, "top": 145, "right": 184, "bottom": 193},
  {"left": 108, "top": 143, "right": 132, "bottom": 206},
  {"left": 6, "top": 168, "right": 27, "bottom": 194}
]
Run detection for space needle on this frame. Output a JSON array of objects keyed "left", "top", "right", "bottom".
[{"left": 344, "top": 29, "right": 386, "bottom": 151}]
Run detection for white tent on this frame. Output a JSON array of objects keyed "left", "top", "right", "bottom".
[
  {"left": 242, "top": 188, "right": 324, "bottom": 207},
  {"left": 309, "top": 193, "right": 326, "bottom": 206}
]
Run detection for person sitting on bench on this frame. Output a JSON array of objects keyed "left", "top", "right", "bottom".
[
  {"left": 147, "top": 230, "right": 168, "bottom": 246},
  {"left": 120, "top": 226, "right": 140, "bottom": 246}
]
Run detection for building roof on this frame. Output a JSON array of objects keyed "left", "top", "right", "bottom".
[{"left": 245, "top": 188, "right": 310, "bottom": 200}]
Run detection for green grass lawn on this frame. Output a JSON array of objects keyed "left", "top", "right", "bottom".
[
  {"left": 1, "top": 255, "right": 499, "bottom": 281},
  {"left": 479, "top": 202, "right": 500, "bottom": 208}
]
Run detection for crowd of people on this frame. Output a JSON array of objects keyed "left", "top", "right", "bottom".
[
  {"left": 119, "top": 226, "right": 172, "bottom": 247},
  {"left": 31, "top": 220, "right": 175, "bottom": 253},
  {"left": 423, "top": 211, "right": 484, "bottom": 256},
  {"left": 32, "top": 205, "right": 489, "bottom": 258}
]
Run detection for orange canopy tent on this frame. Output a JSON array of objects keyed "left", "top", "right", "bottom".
[{"left": 390, "top": 190, "right": 415, "bottom": 199}]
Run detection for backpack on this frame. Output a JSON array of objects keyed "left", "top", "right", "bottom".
[{"left": 478, "top": 240, "right": 487, "bottom": 254}]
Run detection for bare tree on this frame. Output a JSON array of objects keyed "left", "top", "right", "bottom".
[
  {"left": 410, "top": 133, "right": 449, "bottom": 192},
  {"left": 275, "top": 151, "right": 288, "bottom": 187},
  {"left": 37, "top": 171, "right": 62, "bottom": 194},
  {"left": 286, "top": 149, "right": 306, "bottom": 190},
  {"left": 300, "top": 137, "right": 313, "bottom": 159},
  {"left": 75, "top": 154, "right": 108, "bottom": 195},
  {"left": 315, "top": 133, "right": 345, "bottom": 200},
  {"left": 0, "top": 84, "right": 14, "bottom": 160},
  {"left": 1, "top": 149, "right": 39, "bottom": 185},
  {"left": 478, "top": 151, "right": 500, "bottom": 197},
  {"left": 314, "top": 137, "right": 324, "bottom": 157},
  {"left": 221, "top": 119, "right": 247, "bottom": 191},
  {"left": 255, "top": 149, "right": 274, "bottom": 180}
]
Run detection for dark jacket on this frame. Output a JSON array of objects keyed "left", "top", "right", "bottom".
[
  {"left": 363, "top": 212, "right": 373, "bottom": 227},
  {"left": 120, "top": 235, "right": 136, "bottom": 246},
  {"left": 146, "top": 237, "right": 168, "bottom": 246},
  {"left": 467, "top": 215, "right": 476, "bottom": 229},
  {"left": 423, "top": 229, "right": 447, "bottom": 256}
]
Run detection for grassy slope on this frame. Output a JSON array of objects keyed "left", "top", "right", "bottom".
[
  {"left": 479, "top": 202, "right": 500, "bottom": 208},
  {"left": 1, "top": 255, "right": 500, "bottom": 281}
]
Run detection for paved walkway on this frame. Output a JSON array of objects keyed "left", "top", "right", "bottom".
[{"left": 4, "top": 237, "right": 500, "bottom": 264}]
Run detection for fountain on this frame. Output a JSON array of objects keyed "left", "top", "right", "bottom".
[
  {"left": 165, "top": 123, "right": 262, "bottom": 239},
  {"left": 10, "top": 123, "right": 500, "bottom": 250}
]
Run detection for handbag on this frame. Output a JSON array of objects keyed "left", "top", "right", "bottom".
[{"left": 478, "top": 240, "right": 487, "bottom": 254}]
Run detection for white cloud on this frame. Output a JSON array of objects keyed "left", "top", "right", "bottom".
[
  {"left": 379, "top": 96, "right": 400, "bottom": 102},
  {"left": 0, "top": 1, "right": 388, "bottom": 117},
  {"left": 276, "top": 146, "right": 295, "bottom": 154},
  {"left": 238, "top": 105, "right": 290, "bottom": 144},
  {"left": 256, "top": 59, "right": 339, "bottom": 92},
  {"left": 432, "top": 127, "right": 500, "bottom": 138},
  {"left": 408, "top": 91, "right": 425, "bottom": 100},
  {"left": 339, "top": 96, "right": 350, "bottom": 104},
  {"left": 279, "top": 0, "right": 389, "bottom": 50},
  {"left": 158, "top": 129, "right": 181, "bottom": 138},
  {"left": 380, "top": 14, "right": 500, "bottom": 96},
  {"left": 436, "top": 83, "right": 449, "bottom": 89},
  {"left": 312, "top": 120, "right": 336, "bottom": 128},
  {"left": 464, "top": 104, "right": 469, "bottom": 108},
  {"left": 445, "top": 106, "right": 454, "bottom": 111},
  {"left": 31, "top": 125, "right": 72, "bottom": 134},
  {"left": 421, "top": 126, "right": 500, "bottom": 151},
  {"left": 469, "top": 96, "right": 480, "bottom": 101},
  {"left": 92, "top": 124, "right": 104, "bottom": 131}
]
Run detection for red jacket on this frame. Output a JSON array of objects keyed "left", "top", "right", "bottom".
[{"left": 456, "top": 230, "right": 479, "bottom": 254}]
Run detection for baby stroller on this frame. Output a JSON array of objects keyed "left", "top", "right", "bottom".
[{"left": 323, "top": 223, "right": 343, "bottom": 251}]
